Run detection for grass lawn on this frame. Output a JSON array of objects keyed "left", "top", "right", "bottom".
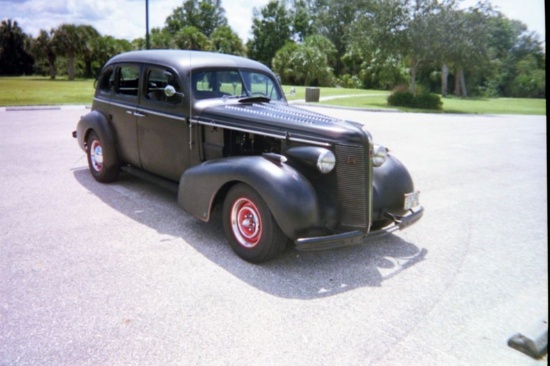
[
  {"left": 285, "top": 86, "right": 546, "bottom": 115},
  {"left": 0, "top": 77, "right": 95, "bottom": 106},
  {"left": 0, "top": 77, "right": 546, "bottom": 115}
]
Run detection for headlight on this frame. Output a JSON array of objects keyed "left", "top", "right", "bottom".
[
  {"left": 372, "top": 144, "right": 388, "bottom": 167},
  {"left": 317, "top": 149, "right": 336, "bottom": 174},
  {"left": 285, "top": 147, "right": 336, "bottom": 174}
]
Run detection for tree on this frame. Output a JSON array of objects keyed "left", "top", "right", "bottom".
[
  {"left": 95, "top": 35, "right": 132, "bottom": 70},
  {"left": 174, "top": 26, "right": 211, "bottom": 50},
  {"left": 210, "top": 26, "right": 245, "bottom": 56},
  {"left": 342, "top": 0, "right": 411, "bottom": 88},
  {"left": 402, "top": 0, "right": 447, "bottom": 94},
  {"left": 291, "top": 0, "right": 314, "bottom": 42},
  {"left": 52, "top": 24, "right": 81, "bottom": 80},
  {"left": 510, "top": 55, "right": 546, "bottom": 98},
  {"left": 247, "top": 0, "right": 292, "bottom": 68},
  {"left": 165, "top": 0, "right": 227, "bottom": 37},
  {"left": 272, "top": 35, "right": 335, "bottom": 86},
  {"left": 310, "top": 0, "right": 370, "bottom": 76},
  {"left": 497, "top": 28, "right": 546, "bottom": 97},
  {"left": 0, "top": 19, "right": 34, "bottom": 75},
  {"left": 78, "top": 25, "right": 101, "bottom": 78},
  {"left": 30, "top": 29, "right": 57, "bottom": 79}
]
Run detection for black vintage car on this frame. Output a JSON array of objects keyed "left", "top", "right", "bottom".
[{"left": 74, "top": 50, "right": 423, "bottom": 263}]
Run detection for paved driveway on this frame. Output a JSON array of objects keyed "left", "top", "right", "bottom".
[{"left": 0, "top": 106, "right": 547, "bottom": 365}]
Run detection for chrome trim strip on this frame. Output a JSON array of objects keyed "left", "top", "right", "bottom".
[
  {"left": 289, "top": 137, "right": 331, "bottom": 147},
  {"left": 93, "top": 97, "right": 187, "bottom": 122},
  {"left": 137, "top": 107, "right": 187, "bottom": 121}
]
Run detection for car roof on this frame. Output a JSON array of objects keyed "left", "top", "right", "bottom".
[{"left": 105, "top": 50, "right": 273, "bottom": 74}]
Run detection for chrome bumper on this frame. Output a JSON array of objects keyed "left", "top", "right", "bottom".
[{"left": 294, "top": 205, "right": 424, "bottom": 252}]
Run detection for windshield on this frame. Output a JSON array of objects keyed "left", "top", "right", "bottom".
[{"left": 192, "top": 69, "right": 283, "bottom": 101}]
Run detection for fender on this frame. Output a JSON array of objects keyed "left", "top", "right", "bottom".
[
  {"left": 372, "top": 155, "right": 415, "bottom": 219},
  {"left": 76, "top": 110, "right": 119, "bottom": 169},
  {"left": 178, "top": 156, "right": 322, "bottom": 240}
]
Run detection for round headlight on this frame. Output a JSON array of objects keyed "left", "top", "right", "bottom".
[
  {"left": 317, "top": 149, "right": 336, "bottom": 174},
  {"left": 372, "top": 144, "right": 388, "bottom": 167}
]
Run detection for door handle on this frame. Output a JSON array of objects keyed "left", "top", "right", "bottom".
[{"left": 133, "top": 111, "right": 146, "bottom": 117}]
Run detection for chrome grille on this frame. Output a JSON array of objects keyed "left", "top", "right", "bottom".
[{"left": 335, "top": 144, "right": 368, "bottom": 228}]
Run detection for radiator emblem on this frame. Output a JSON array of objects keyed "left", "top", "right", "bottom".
[{"left": 346, "top": 156, "right": 358, "bottom": 165}]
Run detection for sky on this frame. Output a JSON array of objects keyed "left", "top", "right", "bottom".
[{"left": 0, "top": 0, "right": 546, "bottom": 43}]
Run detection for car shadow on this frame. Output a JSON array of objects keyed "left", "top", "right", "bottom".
[{"left": 74, "top": 168, "right": 427, "bottom": 299}]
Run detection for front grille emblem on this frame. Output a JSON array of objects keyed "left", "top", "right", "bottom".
[{"left": 346, "top": 156, "right": 358, "bottom": 165}]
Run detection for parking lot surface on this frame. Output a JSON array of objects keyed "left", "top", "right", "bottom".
[{"left": 0, "top": 106, "right": 547, "bottom": 365}]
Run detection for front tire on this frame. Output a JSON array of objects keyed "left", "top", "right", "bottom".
[
  {"left": 86, "top": 131, "right": 119, "bottom": 183},
  {"left": 223, "top": 184, "right": 288, "bottom": 263}
]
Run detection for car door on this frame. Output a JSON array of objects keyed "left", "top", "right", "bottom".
[
  {"left": 105, "top": 64, "right": 142, "bottom": 167},
  {"left": 137, "top": 65, "right": 190, "bottom": 182}
]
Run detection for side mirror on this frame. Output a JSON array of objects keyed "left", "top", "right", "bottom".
[{"left": 164, "top": 85, "right": 184, "bottom": 98}]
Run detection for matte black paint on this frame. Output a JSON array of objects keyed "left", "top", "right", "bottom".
[
  {"left": 179, "top": 155, "right": 321, "bottom": 240},
  {"left": 75, "top": 50, "right": 423, "bottom": 252}
]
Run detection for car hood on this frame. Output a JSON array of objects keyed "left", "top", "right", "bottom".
[{"left": 194, "top": 100, "right": 370, "bottom": 145}]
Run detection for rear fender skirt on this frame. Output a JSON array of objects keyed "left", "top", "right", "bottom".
[{"left": 178, "top": 155, "right": 321, "bottom": 240}]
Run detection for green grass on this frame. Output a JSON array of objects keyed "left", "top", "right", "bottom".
[
  {"left": 0, "top": 76, "right": 95, "bottom": 106},
  {"left": 0, "top": 77, "right": 545, "bottom": 115},
  {"left": 284, "top": 85, "right": 546, "bottom": 115}
]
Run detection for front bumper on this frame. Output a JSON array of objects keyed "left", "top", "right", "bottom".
[{"left": 294, "top": 205, "right": 424, "bottom": 251}]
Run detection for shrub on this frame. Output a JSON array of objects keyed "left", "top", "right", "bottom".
[
  {"left": 413, "top": 92, "right": 442, "bottom": 110},
  {"left": 387, "top": 85, "right": 442, "bottom": 110},
  {"left": 387, "top": 89, "right": 414, "bottom": 107},
  {"left": 337, "top": 74, "right": 363, "bottom": 89}
]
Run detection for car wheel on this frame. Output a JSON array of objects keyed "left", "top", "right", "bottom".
[
  {"left": 223, "top": 183, "right": 288, "bottom": 263},
  {"left": 86, "top": 131, "right": 119, "bottom": 183}
]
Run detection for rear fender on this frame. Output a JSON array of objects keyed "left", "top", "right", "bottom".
[
  {"left": 178, "top": 156, "right": 321, "bottom": 240},
  {"left": 76, "top": 110, "right": 118, "bottom": 169}
]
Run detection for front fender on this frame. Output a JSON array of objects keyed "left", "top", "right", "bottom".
[
  {"left": 76, "top": 110, "right": 118, "bottom": 169},
  {"left": 372, "top": 155, "right": 415, "bottom": 219},
  {"left": 178, "top": 156, "right": 321, "bottom": 240}
]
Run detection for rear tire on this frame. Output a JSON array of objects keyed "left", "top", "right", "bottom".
[
  {"left": 86, "top": 131, "right": 119, "bottom": 183},
  {"left": 223, "top": 183, "right": 288, "bottom": 263}
]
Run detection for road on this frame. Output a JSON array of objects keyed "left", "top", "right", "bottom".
[{"left": 0, "top": 106, "right": 547, "bottom": 365}]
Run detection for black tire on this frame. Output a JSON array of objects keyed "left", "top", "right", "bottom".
[
  {"left": 86, "top": 131, "right": 119, "bottom": 183},
  {"left": 223, "top": 183, "right": 288, "bottom": 263}
]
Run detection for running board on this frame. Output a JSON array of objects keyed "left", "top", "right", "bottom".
[{"left": 121, "top": 165, "right": 179, "bottom": 194}]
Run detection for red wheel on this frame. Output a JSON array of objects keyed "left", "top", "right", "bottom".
[
  {"left": 86, "top": 131, "right": 119, "bottom": 183},
  {"left": 223, "top": 184, "right": 288, "bottom": 263},
  {"left": 230, "top": 198, "right": 263, "bottom": 248},
  {"left": 89, "top": 138, "right": 103, "bottom": 173}
]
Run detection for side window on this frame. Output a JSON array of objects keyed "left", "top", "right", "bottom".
[
  {"left": 115, "top": 65, "right": 140, "bottom": 97},
  {"left": 144, "top": 67, "right": 182, "bottom": 105},
  {"left": 97, "top": 67, "right": 114, "bottom": 93}
]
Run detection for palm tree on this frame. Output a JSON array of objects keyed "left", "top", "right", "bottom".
[
  {"left": 174, "top": 26, "right": 211, "bottom": 50},
  {"left": 52, "top": 24, "right": 81, "bottom": 80},
  {"left": 31, "top": 29, "right": 57, "bottom": 79},
  {"left": 78, "top": 25, "right": 101, "bottom": 78}
]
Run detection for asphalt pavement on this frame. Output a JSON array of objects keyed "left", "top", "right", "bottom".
[{"left": 0, "top": 106, "right": 547, "bottom": 365}]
